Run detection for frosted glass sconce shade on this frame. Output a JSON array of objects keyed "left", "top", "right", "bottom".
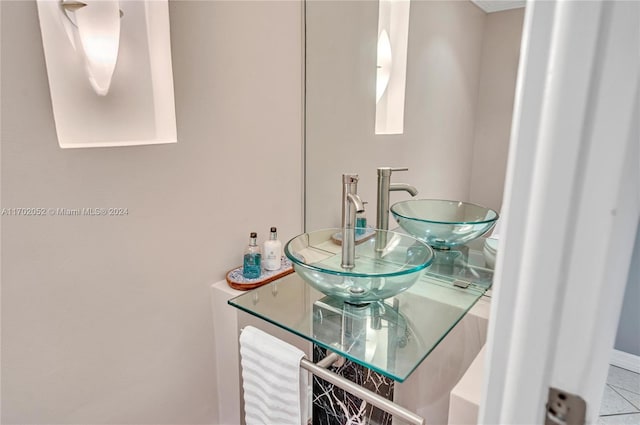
[
  {"left": 376, "top": 30, "right": 392, "bottom": 103},
  {"left": 36, "top": 0, "right": 177, "bottom": 148},
  {"left": 67, "top": 0, "right": 122, "bottom": 96}
]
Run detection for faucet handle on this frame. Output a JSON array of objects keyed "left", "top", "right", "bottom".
[
  {"left": 377, "top": 167, "right": 409, "bottom": 177},
  {"left": 342, "top": 173, "right": 359, "bottom": 184}
]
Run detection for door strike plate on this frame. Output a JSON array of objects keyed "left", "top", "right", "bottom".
[{"left": 545, "top": 387, "right": 586, "bottom": 425}]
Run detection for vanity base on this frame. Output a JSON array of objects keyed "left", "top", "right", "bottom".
[{"left": 313, "top": 345, "right": 394, "bottom": 425}]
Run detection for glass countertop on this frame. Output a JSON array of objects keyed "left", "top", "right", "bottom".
[{"left": 228, "top": 238, "right": 493, "bottom": 382}]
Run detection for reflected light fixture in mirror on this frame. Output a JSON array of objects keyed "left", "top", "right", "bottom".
[
  {"left": 376, "top": 29, "right": 392, "bottom": 103},
  {"left": 375, "top": 0, "right": 410, "bottom": 135}
]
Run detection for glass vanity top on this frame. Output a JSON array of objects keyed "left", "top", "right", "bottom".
[{"left": 229, "top": 237, "right": 493, "bottom": 382}]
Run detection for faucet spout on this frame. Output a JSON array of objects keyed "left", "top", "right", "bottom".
[
  {"left": 390, "top": 183, "right": 418, "bottom": 197},
  {"left": 341, "top": 174, "right": 364, "bottom": 269},
  {"left": 347, "top": 193, "right": 365, "bottom": 213}
]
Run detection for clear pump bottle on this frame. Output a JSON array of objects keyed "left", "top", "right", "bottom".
[
  {"left": 242, "top": 232, "right": 262, "bottom": 279},
  {"left": 263, "top": 227, "right": 282, "bottom": 271}
]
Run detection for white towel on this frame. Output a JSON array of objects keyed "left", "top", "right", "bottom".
[{"left": 239, "top": 326, "right": 308, "bottom": 425}]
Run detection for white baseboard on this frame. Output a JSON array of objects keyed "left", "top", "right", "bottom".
[{"left": 611, "top": 349, "right": 640, "bottom": 374}]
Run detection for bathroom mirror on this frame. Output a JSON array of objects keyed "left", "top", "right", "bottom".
[{"left": 304, "top": 0, "right": 525, "bottom": 231}]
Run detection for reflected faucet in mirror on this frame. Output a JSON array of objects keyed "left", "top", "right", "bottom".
[{"left": 376, "top": 167, "right": 418, "bottom": 251}]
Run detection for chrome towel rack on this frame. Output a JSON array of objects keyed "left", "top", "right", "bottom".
[{"left": 300, "top": 352, "right": 425, "bottom": 425}]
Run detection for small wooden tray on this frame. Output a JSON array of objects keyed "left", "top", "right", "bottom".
[{"left": 226, "top": 257, "right": 294, "bottom": 291}]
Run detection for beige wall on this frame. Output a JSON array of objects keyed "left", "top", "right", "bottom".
[
  {"left": 469, "top": 8, "right": 525, "bottom": 213},
  {"left": 0, "top": 1, "right": 302, "bottom": 423}
]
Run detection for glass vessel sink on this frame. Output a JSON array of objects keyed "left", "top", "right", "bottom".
[
  {"left": 391, "top": 199, "right": 499, "bottom": 249},
  {"left": 284, "top": 228, "right": 434, "bottom": 304}
]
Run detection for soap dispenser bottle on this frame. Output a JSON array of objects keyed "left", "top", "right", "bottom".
[
  {"left": 243, "top": 232, "right": 262, "bottom": 279},
  {"left": 263, "top": 227, "right": 282, "bottom": 271}
]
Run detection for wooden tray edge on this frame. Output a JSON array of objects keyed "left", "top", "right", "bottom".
[{"left": 226, "top": 267, "right": 294, "bottom": 291}]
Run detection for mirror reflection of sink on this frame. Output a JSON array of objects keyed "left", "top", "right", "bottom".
[
  {"left": 390, "top": 199, "right": 499, "bottom": 249},
  {"left": 284, "top": 228, "right": 434, "bottom": 304}
]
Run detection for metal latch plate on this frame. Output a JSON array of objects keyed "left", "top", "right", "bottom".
[{"left": 545, "top": 387, "right": 586, "bottom": 425}]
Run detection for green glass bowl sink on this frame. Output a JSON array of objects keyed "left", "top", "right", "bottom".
[
  {"left": 391, "top": 199, "right": 499, "bottom": 249},
  {"left": 284, "top": 228, "right": 434, "bottom": 304}
]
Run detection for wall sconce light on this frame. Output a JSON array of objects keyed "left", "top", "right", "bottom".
[
  {"left": 59, "top": 0, "right": 122, "bottom": 96},
  {"left": 37, "top": 0, "right": 177, "bottom": 148}
]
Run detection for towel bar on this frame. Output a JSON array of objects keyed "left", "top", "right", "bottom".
[
  {"left": 237, "top": 328, "right": 425, "bottom": 425},
  {"left": 301, "top": 352, "right": 425, "bottom": 425}
]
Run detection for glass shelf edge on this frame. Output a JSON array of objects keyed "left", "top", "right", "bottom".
[{"left": 227, "top": 298, "right": 411, "bottom": 382}]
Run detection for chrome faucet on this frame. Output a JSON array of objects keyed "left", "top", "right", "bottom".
[
  {"left": 375, "top": 167, "right": 418, "bottom": 251},
  {"left": 341, "top": 174, "right": 365, "bottom": 269}
]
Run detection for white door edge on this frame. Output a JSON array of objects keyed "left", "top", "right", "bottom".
[{"left": 479, "top": 1, "right": 640, "bottom": 423}]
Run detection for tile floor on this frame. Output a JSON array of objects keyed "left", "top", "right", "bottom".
[{"left": 599, "top": 366, "right": 640, "bottom": 424}]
